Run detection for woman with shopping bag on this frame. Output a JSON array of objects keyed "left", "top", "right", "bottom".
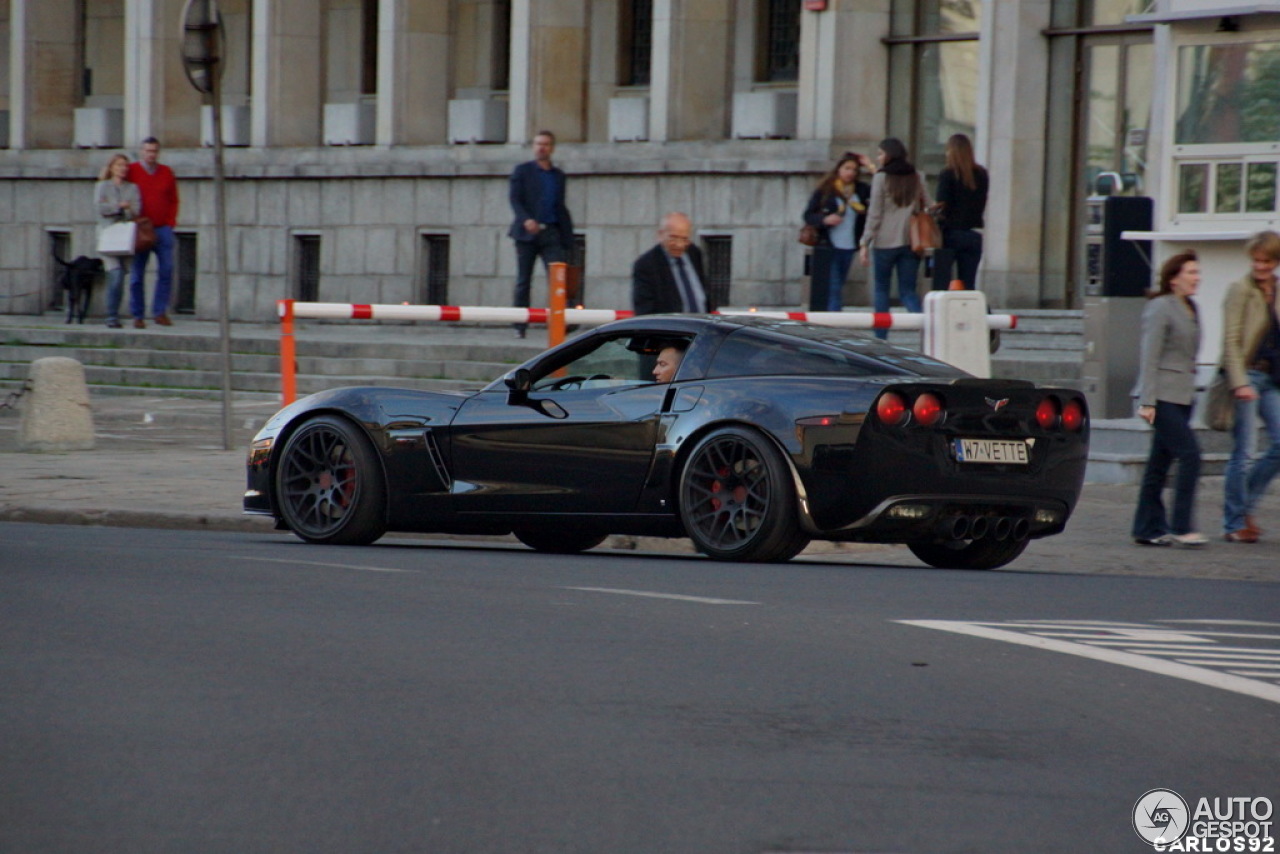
[{"left": 94, "top": 153, "right": 141, "bottom": 329}]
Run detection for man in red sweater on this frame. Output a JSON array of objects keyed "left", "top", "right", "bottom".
[{"left": 126, "top": 137, "right": 180, "bottom": 328}]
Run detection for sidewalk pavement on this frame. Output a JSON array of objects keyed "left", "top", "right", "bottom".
[{"left": 1, "top": 349, "right": 1277, "bottom": 583}]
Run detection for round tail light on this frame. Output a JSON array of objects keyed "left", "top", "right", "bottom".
[
  {"left": 912, "top": 392, "right": 944, "bottom": 427},
  {"left": 876, "top": 392, "right": 909, "bottom": 426},
  {"left": 1035, "top": 397, "right": 1060, "bottom": 430},
  {"left": 1062, "top": 398, "right": 1085, "bottom": 432}
]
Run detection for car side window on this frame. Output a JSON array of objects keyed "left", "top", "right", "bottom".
[
  {"left": 530, "top": 336, "right": 656, "bottom": 392},
  {"left": 706, "top": 330, "right": 883, "bottom": 378}
]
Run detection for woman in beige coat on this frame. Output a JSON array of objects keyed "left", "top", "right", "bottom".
[{"left": 1220, "top": 230, "right": 1280, "bottom": 543}]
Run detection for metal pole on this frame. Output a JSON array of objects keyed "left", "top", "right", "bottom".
[{"left": 211, "top": 75, "right": 234, "bottom": 450}]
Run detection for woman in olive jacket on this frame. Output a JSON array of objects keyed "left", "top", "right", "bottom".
[{"left": 1220, "top": 230, "right": 1280, "bottom": 543}]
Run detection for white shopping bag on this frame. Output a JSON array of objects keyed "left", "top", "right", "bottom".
[{"left": 96, "top": 221, "right": 136, "bottom": 256}]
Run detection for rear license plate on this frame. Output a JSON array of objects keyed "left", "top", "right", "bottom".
[{"left": 953, "top": 438, "right": 1030, "bottom": 465}]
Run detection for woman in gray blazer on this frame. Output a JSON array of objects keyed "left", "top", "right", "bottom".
[{"left": 1131, "top": 250, "right": 1207, "bottom": 547}]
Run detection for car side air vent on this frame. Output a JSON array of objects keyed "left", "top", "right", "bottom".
[{"left": 425, "top": 430, "right": 453, "bottom": 490}]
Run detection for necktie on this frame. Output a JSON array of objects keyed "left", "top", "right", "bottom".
[{"left": 675, "top": 257, "right": 700, "bottom": 313}]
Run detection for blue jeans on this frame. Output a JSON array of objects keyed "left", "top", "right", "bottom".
[
  {"left": 130, "top": 224, "right": 175, "bottom": 319},
  {"left": 827, "top": 248, "right": 855, "bottom": 311},
  {"left": 871, "top": 245, "right": 922, "bottom": 339},
  {"left": 1223, "top": 369, "right": 1280, "bottom": 533},
  {"left": 1132, "top": 401, "right": 1201, "bottom": 539}
]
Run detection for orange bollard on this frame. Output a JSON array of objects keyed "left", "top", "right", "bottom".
[
  {"left": 279, "top": 299, "right": 297, "bottom": 406},
  {"left": 949, "top": 279, "right": 966, "bottom": 290},
  {"left": 548, "top": 262, "right": 567, "bottom": 349}
]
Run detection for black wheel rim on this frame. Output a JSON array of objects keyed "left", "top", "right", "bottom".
[
  {"left": 280, "top": 425, "right": 360, "bottom": 536},
  {"left": 683, "top": 436, "right": 772, "bottom": 551}
]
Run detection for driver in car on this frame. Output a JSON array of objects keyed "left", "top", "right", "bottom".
[{"left": 652, "top": 341, "right": 687, "bottom": 383}]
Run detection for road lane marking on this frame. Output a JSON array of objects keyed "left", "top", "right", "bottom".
[
  {"left": 231, "top": 555, "right": 417, "bottom": 574},
  {"left": 565, "top": 587, "right": 759, "bottom": 606},
  {"left": 899, "top": 619, "right": 1280, "bottom": 706}
]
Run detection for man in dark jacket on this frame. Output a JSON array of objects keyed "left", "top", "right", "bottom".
[
  {"left": 631, "top": 212, "right": 714, "bottom": 315},
  {"left": 508, "top": 130, "right": 574, "bottom": 337}
]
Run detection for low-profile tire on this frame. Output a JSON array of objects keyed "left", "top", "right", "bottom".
[
  {"left": 275, "top": 414, "right": 387, "bottom": 545},
  {"left": 908, "top": 538, "right": 1028, "bottom": 570},
  {"left": 678, "top": 426, "right": 810, "bottom": 562},
  {"left": 514, "top": 529, "right": 608, "bottom": 554}
]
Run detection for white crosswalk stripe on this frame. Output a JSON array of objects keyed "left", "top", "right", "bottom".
[{"left": 899, "top": 618, "right": 1280, "bottom": 704}]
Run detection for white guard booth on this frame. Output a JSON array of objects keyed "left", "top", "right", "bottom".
[{"left": 922, "top": 290, "right": 991, "bottom": 378}]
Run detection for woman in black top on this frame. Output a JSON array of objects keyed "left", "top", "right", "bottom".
[{"left": 934, "top": 133, "right": 989, "bottom": 290}]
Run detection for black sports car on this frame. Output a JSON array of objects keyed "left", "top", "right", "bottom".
[{"left": 244, "top": 315, "right": 1088, "bottom": 569}]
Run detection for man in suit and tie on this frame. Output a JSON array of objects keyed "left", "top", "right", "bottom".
[
  {"left": 508, "top": 130, "right": 574, "bottom": 338},
  {"left": 631, "top": 212, "right": 715, "bottom": 315}
]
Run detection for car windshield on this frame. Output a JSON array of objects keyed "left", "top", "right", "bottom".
[{"left": 706, "top": 325, "right": 967, "bottom": 379}]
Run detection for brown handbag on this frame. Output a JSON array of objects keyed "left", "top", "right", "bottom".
[
  {"left": 909, "top": 198, "right": 941, "bottom": 256},
  {"left": 1206, "top": 369, "right": 1235, "bottom": 431},
  {"left": 798, "top": 224, "right": 820, "bottom": 247},
  {"left": 134, "top": 217, "right": 157, "bottom": 254}
]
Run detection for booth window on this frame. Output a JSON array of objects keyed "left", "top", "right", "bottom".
[
  {"left": 1176, "top": 42, "right": 1280, "bottom": 145},
  {"left": 1172, "top": 40, "right": 1280, "bottom": 216}
]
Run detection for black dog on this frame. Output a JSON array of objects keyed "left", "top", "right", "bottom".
[{"left": 53, "top": 253, "right": 104, "bottom": 324}]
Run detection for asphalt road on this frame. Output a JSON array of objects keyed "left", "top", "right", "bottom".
[{"left": 3, "top": 523, "right": 1278, "bottom": 854}]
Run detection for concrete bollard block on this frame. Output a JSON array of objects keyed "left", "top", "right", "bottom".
[{"left": 18, "top": 357, "right": 95, "bottom": 452}]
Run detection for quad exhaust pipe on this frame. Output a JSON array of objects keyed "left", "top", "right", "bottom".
[{"left": 938, "top": 515, "right": 1031, "bottom": 542}]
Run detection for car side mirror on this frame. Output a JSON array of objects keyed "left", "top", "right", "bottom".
[{"left": 505, "top": 368, "right": 532, "bottom": 405}]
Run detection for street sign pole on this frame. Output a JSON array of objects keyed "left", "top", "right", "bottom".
[{"left": 180, "top": 0, "right": 234, "bottom": 451}]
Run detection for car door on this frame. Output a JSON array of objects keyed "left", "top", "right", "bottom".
[{"left": 446, "top": 335, "right": 673, "bottom": 515}]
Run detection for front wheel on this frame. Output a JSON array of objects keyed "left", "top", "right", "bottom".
[
  {"left": 908, "top": 538, "right": 1028, "bottom": 570},
  {"left": 514, "top": 529, "right": 608, "bottom": 554},
  {"left": 275, "top": 414, "right": 387, "bottom": 545},
  {"left": 678, "top": 426, "right": 809, "bottom": 562}
]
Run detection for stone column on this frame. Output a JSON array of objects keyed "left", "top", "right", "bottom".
[
  {"left": 251, "top": 0, "right": 323, "bottom": 147},
  {"left": 507, "top": 0, "right": 588, "bottom": 143},
  {"left": 376, "top": 0, "right": 450, "bottom": 145},
  {"left": 8, "top": 0, "right": 80, "bottom": 149},
  {"left": 796, "top": 0, "right": 889, "bottom": 144},
  {"left": 974, "top": 0, "right": 1051, "bottom": 308},
  {"left": 649, "top": 0, "right": 733, "bottom": 142},
  {"left": 125, "top": 0, "right": 200, "bottom": 148}
]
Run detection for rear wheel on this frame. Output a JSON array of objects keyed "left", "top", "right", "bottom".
[
  {"left": 908, "top": 538, "right": 1028, "bottom": 570},
  {"left": 275, "top": 415, "right": 387, "bottom": 545},
  {"left": 678, "top": 426, "right": 809, "bottom": 562},
  {"left": 514, "top": 529, "right": 608, "bottom": 554}
]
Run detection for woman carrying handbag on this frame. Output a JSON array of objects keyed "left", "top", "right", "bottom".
[
  {"left": 803, "top": 152, "right": 872, "bottom": 312},
  {"left": 859, "top": 138, "right": 931, "bottom": 339},
  {"left": 94, "top": 153, "right": 141, "bottom": 329}
]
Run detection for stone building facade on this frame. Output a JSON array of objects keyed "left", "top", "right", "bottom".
[{"left": 4, "top": 0, "right": 1270, "bottom": 325}]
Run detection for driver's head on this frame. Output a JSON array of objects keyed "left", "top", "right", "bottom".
[{"left": 652, "top": 343, "right": 686, "bottom": 383}]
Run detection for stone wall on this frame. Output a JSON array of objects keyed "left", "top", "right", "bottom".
[{"left": 0, "top": 140, "right": 847, "bottom": 322}]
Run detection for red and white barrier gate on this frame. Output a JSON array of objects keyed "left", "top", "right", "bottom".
[{"left": 276, "top": 262, "right": 1015, "bottom": 404}]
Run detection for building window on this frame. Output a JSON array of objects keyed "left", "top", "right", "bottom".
[
  {"left": 421, "top": 234, "right": 450, "bottom": 305},
  {"left": 886, "top": 0, "right": 982, "bottom": 175},
  {"left": 361, "top": 0, "right": 379, "bottom": 96},
  {"left": 294, "top": 235, "right": 321, "bottom": 302},
  {"left": 48, "top": 231, "right": 72, "bottom": 312},
  {"left": 174, "top": 232, "right": 198, "bottom": 314},
  {"left": 569, "top": 234, "right": 588, "bottom": 304},
  {"left": 619, "top": 0, "right": 653, "bottom": 86},
  {"left": 702, "top": 236, "right": 732, "bottom": 308},
  {"left": 757, "top": 0, "right": 801, "bottom": 83},
  {"left": 493, "top": 0, "right": 512, "bottom": 91}
]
